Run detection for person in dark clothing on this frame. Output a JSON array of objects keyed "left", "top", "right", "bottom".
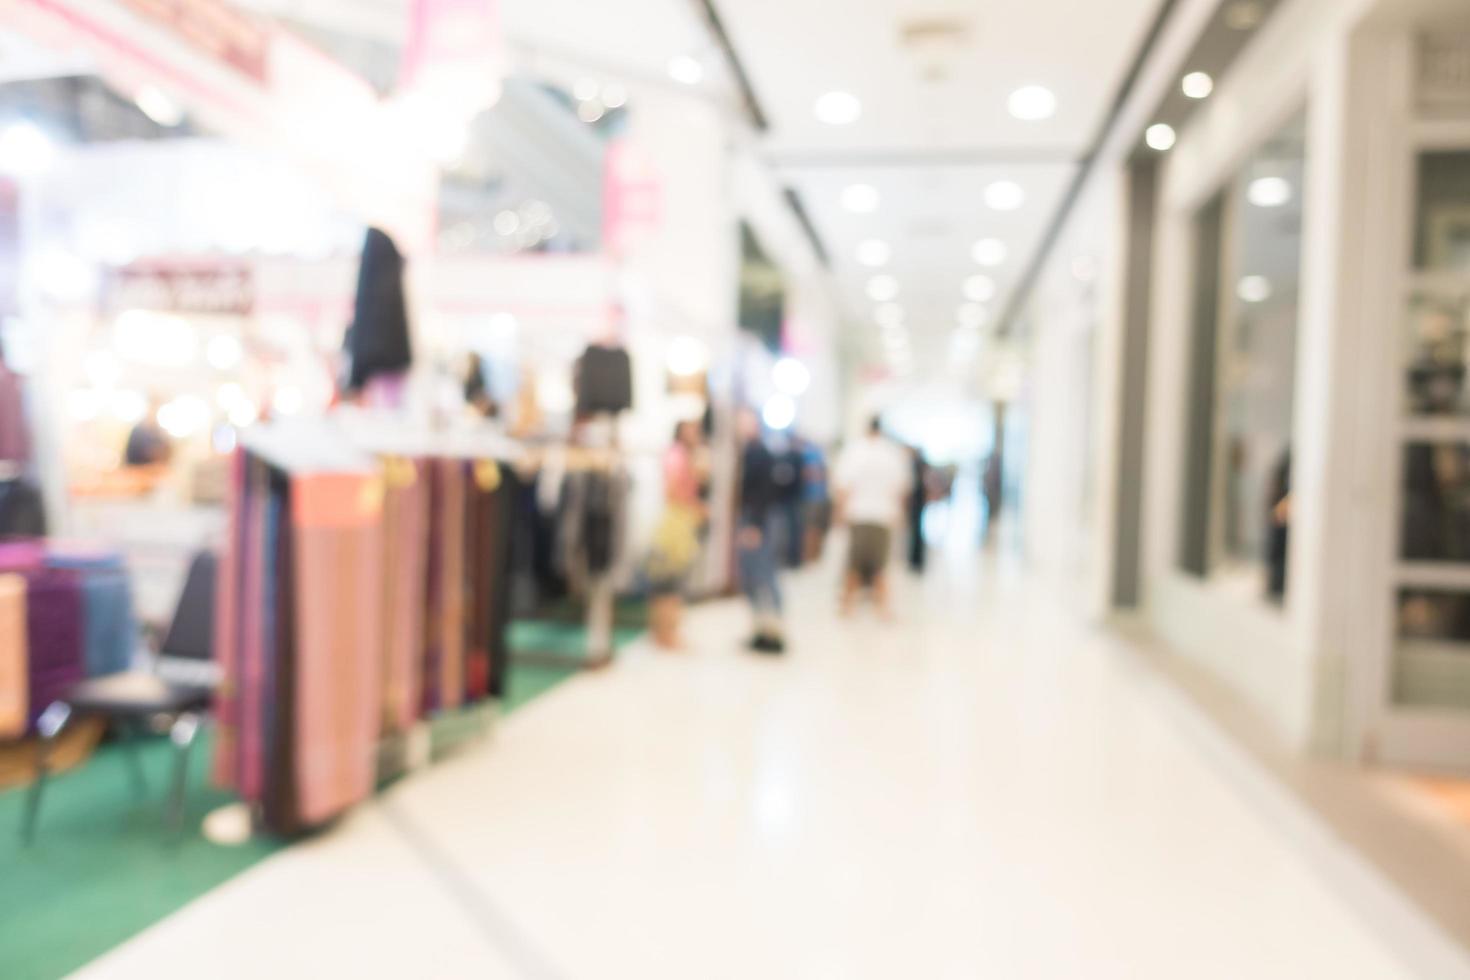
[
  {"left": 908, "top": 446, "right": 929, "bottom": 573},
  {"left": 125, "top": 396, "right": 171, "bottom": 467},
  {"left": 463, "top": 353, "right": 497, "bottom": 418},
  {"left": 737, "top": 409, "right": 784, "bottom": 653},
  {"left": 1266, "top": 449, "right": 1291, "bottom": 600},
  {"left": 770, "top": 437, "right": 805, "bottom": 568},
  {"left": 982, "top": 452, "right": 1004, "bottom": 543}
]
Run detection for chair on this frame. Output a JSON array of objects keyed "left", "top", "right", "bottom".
[{"left": 23, "top": 551, "right": 218, "bottom": 843}]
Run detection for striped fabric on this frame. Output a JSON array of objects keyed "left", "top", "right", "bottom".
[{"left": 0, "top": 574, "right": 26, "bottom": 738}]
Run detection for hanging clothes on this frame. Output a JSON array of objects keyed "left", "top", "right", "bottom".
[
  {"left": 379, "top": 458, "right": 429, "bottom": 733},
  {"left": 345, "top": 227, "right": 412, "bottom": 393},
  {"left": 557, "top": 467, "right": 629, "bottom": 593},
  {"left": 0, "top": 573, "right": 26, "bottom": 738},
  {"left": 47, "top": 547, "right": 136, "bottom": 678},
  {"left": 573, "top": 345, "right": 633, "bottom": 416},
  {"left": 214, "top": 436, "right": 519, "bottom": 836},
  {"left": 22, "top": 567, "right": 85, "bottom": 731},
  {"left": 290, "top": 470, "right": 384, "bottom": 828},
  {"left": 0, "top": 359, "right": 30, "bottom": 466}
]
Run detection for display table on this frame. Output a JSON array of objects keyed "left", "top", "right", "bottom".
[{"left": 0, "top": 541, "right": 138, "bottom": 738}]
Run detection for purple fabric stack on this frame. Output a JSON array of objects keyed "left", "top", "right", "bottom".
[{"left": 21, "top": 566, "right": 84, "bottom": 729}]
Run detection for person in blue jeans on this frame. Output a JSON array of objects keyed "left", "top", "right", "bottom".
[{"left": 736, "top": 409, "right": 784, "bottom": 654}]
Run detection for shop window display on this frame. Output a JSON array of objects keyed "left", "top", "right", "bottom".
[
  {"left": 1395, "top": 589, "right": 1470, "bottom": 711},
  {"left": 1393, "top": 145, "right": 1470, "bottom": 714},
  {"left": 1414, "top": 150, "right": 1470, "bottom": 274},
  {"left": 1178, "top": 114, "right": 1306, "bottom": 600}
]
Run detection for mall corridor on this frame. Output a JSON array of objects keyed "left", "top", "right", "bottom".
[
  {"left": 4, "top": 0, "right": 1470, "bottom": 975},
  {"left": 73, "top": 551, "right": 1418, "bottom": 979}
]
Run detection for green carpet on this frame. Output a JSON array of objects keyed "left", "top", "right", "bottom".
[
  {"left": 0, "top": 652, "right": 593, "bottom": 980},
  {"left": 0, "top": 731, "right": 280, "bottom": 980}
]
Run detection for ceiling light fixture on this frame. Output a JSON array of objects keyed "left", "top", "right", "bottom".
[
  {"left": 573, "top": 78, "right": 600, "bottom": 101},
  {"left": 867, "top": 274, "right": 900, "bottom": 302},
  {"left": 963, "top": 274, "right": 996, "bottom": 303},
  {"left": 841, "top": 183, "right": 881, "bottom": 213},
  {"left": 814, "top": 90, "right": 862, "bottom": 125},
  {"left": 0, "top": 121, "right": 56, "bottom": 177},
  {"left": 773, "top": 357, "right": 812, "bottom": 396},
  {"left": 601, "top": 83, "right": 628, "bottom": 109},
  {"left": 1181, "top": 72, "right": 1214, "bottom": 99},
  {"left": 1247, "top": 176, "right": 1292, "bottom": 207},
  {"left": 135, "top": 85, "right": 184, "bottom": 127},
  {"left": 856, "top": 239, "right": 891, "bottom": 267},
  {"left": 1237, "top": 275, "right": 1272, "bottom": 303},
  {"left": 1007, "top": 85, "right": 1057, "bottom": 121},
  {"left": 971, "top": 238, "right": 1007, "bottom": 266},
  {"left": 1145, "top": 123, "right": 1177, "bottom": 151},
  {"left": 984, "top": 181, "right": 1024, "bottom": 211},
  {"left": 668, "top": 55, "right": 704, "bottom": 86}
]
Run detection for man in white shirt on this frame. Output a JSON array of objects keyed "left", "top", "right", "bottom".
[{"left": 833, "top": 416, "right": 912, "bottom": 617}]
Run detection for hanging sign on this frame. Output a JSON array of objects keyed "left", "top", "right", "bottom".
[
  {"left": 106, "top": 262, "right": 253, "bottom": 315},
  {"left": 118, "top": 0, "right": 269, "bottom": 82}
]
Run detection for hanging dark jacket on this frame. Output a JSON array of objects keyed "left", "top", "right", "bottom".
[{"left": 345, "top": 227, "right": 412, "bottom": 391}]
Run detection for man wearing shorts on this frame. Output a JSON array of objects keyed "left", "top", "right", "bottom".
[{"left": 834, "top": 416, "right": 912, "bottom": 618}]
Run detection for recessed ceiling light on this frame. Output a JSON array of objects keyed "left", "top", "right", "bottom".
[
  {"left": 842, "top": 183, "right": 880, "bottom": 213},
  {"left": 963, "top": 274, "right": 996, "bottom": 303},
  {"left": 857, "top": 239, "right": 891, "bottom": 267},
  {"left": 1145, "top": 123, "right": 1177, "bottom": 151},
  {"left": 668, "top": 55, "right": 704, "bottom": 86},
  {"left": 573, "top": 77, "right": 600, "bottom": 102},
  {"left": 1181, "top": 71, "right": 1214, "bottom": 99},
  {"left": 1007, "top": 85, "right": 1057, "bottom": 121},
  {"left": 601, "top": 83, "right": 628, "bottom": 109},
  {"left": 1237, "top": 275, "right": 1272, "bottom": 303},
  {"left": 875, "top": 303, "right": 904, "bottom": 328},
  {"left": 1247, "top": 176, "right": 1292, "bottom": 207},
  {"left": 958, "top": 303, "right": 986, "bottom": 328},
  {"left": 0, "top": 121, "right": 57, "bottom": 176},
  {"left": 867, "top": 274, "right": 900, "bottom": 302},
  {"left": 814, "top": 90, "right": 862, "bottom": 125},
  {"left": 984, "top": 181, "right": 1024, "bottom": 211},
  {"left": 135, "top": 85, "right": 184, "bottom": 127},
  {"left": 971, "top": 238, "right": 1007, "bottom": 266}
]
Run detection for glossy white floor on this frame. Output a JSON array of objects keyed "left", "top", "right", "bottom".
[{"left": 78, "top": 538, "right": 1425, "bottom": 979}]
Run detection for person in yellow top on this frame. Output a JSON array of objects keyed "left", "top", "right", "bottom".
[{"left": 648, "top": 420, "right": 707, "bottom": 650}]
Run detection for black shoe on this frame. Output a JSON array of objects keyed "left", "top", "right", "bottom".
[{"left": 749, "top": 634, "right": 786, "bottom": 655}]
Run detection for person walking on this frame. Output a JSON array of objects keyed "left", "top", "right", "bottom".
[
  {"left": 736, "top": 409, "right": 785, "bottom": 653},
  {"left": 834, "top": 417, "right": 911, "bottom": 618},
  {"left": 907, "top": 445, "right": 929, "bottom": 573},
  {"left": 647, "top": 420, "right": 706, "bottom": 649}
]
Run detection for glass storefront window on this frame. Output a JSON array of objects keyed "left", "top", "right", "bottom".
[
  {"left": 1178, "top": 113, "right": 1306, "bottom": 601},
  {"left": 1401, "top": 441, "right": 1470, "bottom": 561},
  {"left": 1414, "top": 150, "right": 1470, "bottom": 273},
  {"left": 1395, "top": 589, "right": 1470, "bottom": 710},
  {"left": 1404, "top": 290, "right": 1470, "bottom": 415}
]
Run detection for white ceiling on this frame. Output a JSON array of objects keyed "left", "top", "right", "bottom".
[
  {"left": 715, "top": 0, "right": 1162, "bottom": 373},
  {"left": 236, "top": 0, "right": 1164, "bottom": 378}
]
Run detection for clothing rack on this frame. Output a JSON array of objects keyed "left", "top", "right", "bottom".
[
  {"left": 216, "top": 417, "right": 522, "bottom": 835},
  {"left": 509, "top": 444, "right": 630, "bottom": 672}
]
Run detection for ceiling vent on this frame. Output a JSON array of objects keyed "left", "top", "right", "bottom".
[{"left": 898, "top": 16, "right": 973, "bottom": 84}]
